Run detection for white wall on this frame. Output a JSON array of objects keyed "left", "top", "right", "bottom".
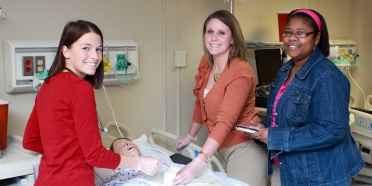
[
  {"left": 350, "top": 0, "right": 372, "bottom": 109},
  {"left": 0, "top": 0, "right": 166, "bottom": 139},
  {"left": 0, "top": 0, "right": 228, "bottom": 148},
  {"left": 235, "top": 0, "right": 352, "bottom": 42},
  {"left": 163, "top": 1, "right": 229, "bottom": 146},
  {"left": 0, "top": 0, "right": 371, "bottom": 150}
]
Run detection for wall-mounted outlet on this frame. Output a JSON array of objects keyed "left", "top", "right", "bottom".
[
  {"left": 22, "top": 56, "right": 34, "bottom": 76},
  {"left": 35, "top": 56, "right": 46, "bottom": 73}
]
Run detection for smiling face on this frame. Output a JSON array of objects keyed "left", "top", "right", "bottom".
[
  {"left": 112, "top": 138, "right": 141, "bottom": 157},
  {"left": 62, "top": 32, "right": 103, "bottom": 78},
  {"left": 283, "top": 17, "right": 320, "bottom": 65},
  {"left": 204, "top": 18, "right": 233, "bottom": 61}
]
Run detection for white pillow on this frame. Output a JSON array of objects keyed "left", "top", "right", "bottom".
[{"left": 132, "top": 134, "right": 149, "bottom": 148}]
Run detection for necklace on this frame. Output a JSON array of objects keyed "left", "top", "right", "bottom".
[
  {"left": 214, "top": 73, "right": 221, "bottom": 83},
  {"left": 65, "top": 67, "right": 78, "bottom": 77}
]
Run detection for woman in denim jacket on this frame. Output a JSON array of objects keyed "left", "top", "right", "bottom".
[{"left": 249, "top": 9, "right": 365, "bottom": 186}]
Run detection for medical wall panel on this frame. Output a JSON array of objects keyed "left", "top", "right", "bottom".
[{"left": 4, "top": 39, "right": 138, "bottom": 94}]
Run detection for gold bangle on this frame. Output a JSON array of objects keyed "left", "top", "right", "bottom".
[{"left": 198, "top": 151, "right": 210, "bottom": 163}]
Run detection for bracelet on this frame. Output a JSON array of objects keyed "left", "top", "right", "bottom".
[
  {"left": 186, "top": 134, "right": 194, "bottom": 140},
  {"left": 198, "top": 151, "right": 210, "bottom": 163}
]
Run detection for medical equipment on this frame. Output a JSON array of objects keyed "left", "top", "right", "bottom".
[
  {"left": 223, "top": 0, "right": 245, "bottom": 14},
  {"left": 95, "top": 121, "right": 250, "bottom": 186},
  {"left": 114, "top": 47, "right": 138, "bottom": 85},
  {"left": 0, "top": 134, "right": 41, "bottom": 185},
  {"left": 4, "top": 39, "right": 139, "bottom": 94},
  {"left": 349, "top": 108, "right": 372, "bottom": 184},
  {"left": 245, "top": 39, "right": 357, "bottom": 80},
  {"left": 96, "top": 111, "right": 108, "bottom": 133}
]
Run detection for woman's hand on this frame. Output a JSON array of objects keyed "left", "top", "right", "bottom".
[
  {"left": 172, "top": 158, "right": 206, "bottom": 185},
  {"left": 250, "top": 120, "right": 266, "bottom": 129},
  {"left": 174, "top": 135, "right": 192, "bottom": 153},
  {"left": 249, "top": 121, "right": 268, "bottom": 144},
  {"left": 138, "top": 156, "right": 164, "bottom": 176}
]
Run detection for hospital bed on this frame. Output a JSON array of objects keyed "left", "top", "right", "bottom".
[
  {"left": 95, "top": 121, "right": 250, "bottom": 186},
  {"left": 349, "top": 108, "right": 372, "bottom": 185}
]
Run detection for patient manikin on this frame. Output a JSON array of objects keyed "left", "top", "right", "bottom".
[
  {"left": 98, "top": 138, "right": 172, "bottom": 186},
  {"left": 96, "top": 136, "right": 249, "bottom": 186}
]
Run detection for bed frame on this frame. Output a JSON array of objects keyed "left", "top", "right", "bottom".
[{"left": 101, "top": 121, "right": 225, "bottom": 172}]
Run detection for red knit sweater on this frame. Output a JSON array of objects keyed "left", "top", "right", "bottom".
[
  {"left": 23, "top": 72, "right": 120, "bottom": 186},
  {"left": 192, "top": 57, "right": 259, "bottom": 148}
]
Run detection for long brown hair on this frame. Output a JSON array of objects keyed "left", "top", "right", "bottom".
[
  {"left": 45, "top": 20, "right": 104, "bottom": 89},
  {"left": 202, "top": 10, "right": 248, "bottom": 67}
]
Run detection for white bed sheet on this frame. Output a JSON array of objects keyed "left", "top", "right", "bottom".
[{"left": 95, "top": 134, "right": 250, "bottom": 186}]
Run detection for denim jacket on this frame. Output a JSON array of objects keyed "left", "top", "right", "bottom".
[{"left": 262, "top": 48, "right": 365, "bottom": 186}]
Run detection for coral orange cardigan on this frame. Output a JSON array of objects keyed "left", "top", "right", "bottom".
[{"left": 192, "top": 56, "right": 259, "bottom": 148}]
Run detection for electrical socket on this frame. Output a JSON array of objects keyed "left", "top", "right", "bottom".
[
  {"left": 35, "top": 56, "right": 46, "bottom": 73},
  {"left": 22, "top": 56, "right": 34, "bottom": 76}
]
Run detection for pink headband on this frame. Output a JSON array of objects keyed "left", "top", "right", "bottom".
[{"left": 291, "top": 9, "right": 322, "bottom": 32}]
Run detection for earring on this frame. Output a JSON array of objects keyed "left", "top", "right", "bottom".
[{"left": 313, "top": 45, "right": 317, "bottom": 50}]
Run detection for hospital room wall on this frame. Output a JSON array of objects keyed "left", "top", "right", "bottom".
[
  {"left": 0, "top": 0, "right": 227, "bottom": 145},
  {"left": 176, "top": 0, "right": 372, "bottom": 147},
  {"left": 0, "top": 0, "right": 165, "bottom": 139},
  {"left": 0, "top": 0, "right": 370, "bottom": 149},
  {"left": 164, "top": 1, "right": 229, "bottom": 147},
  {"left": 349, "top": 1, "right": 372, "bottom": 109},
  {"left": 235, "top": 0, "right": 372, "bottom": 110}
]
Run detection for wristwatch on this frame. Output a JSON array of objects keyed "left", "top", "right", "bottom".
[{"left": 198, "top": 151, "right": 210, "bottom": 163}]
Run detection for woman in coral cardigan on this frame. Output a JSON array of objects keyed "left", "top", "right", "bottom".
[{"left": 173, "top": 10, "right": 267, "bottom": 186}]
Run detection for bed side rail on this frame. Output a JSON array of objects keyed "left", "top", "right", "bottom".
[{"left": 101, "top": 121, "right": 137, "bottom": 148}]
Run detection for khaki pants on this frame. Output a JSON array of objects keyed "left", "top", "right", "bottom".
[
  {"left": 269, "top": 163, "right": 281, "bottom": 186},
  {"left": 215, "top": 140, "right": 267, "bottom": 186}
]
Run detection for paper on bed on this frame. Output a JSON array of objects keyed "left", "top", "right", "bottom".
[
  {"left": 136, "top": 164, "right": 238, "bottom": 186},
  {"left": 163, "top": 165, "right": 181, "bottom": 185}
]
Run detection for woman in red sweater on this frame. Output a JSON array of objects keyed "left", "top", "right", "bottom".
[
  {"left": 173, "top": 10, "right": 267, "bottom": 185},
  {"left": 23, "top": 20, "right": 163, "bottom": 186}
]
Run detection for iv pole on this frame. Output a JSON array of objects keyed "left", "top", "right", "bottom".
[
  {"left": 0, "top": 7, "right": 7, "bottom": 20},
  {"left": 223, "top": 0, "right": 245, "bottom": 14}
]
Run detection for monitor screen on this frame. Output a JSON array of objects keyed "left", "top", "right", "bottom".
[{"left": 254, "top": 48, "right": 283, "bottom": 86}]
